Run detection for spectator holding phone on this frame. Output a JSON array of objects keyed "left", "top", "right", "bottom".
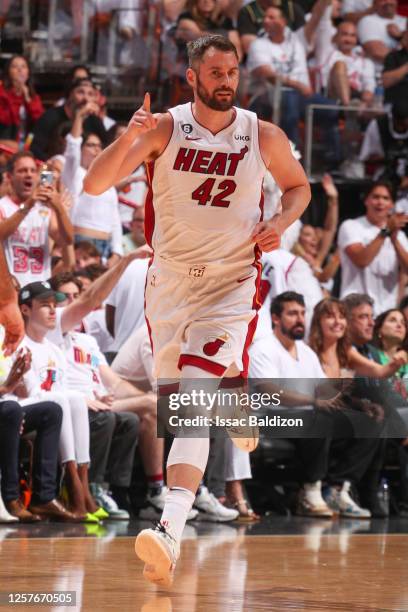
[
  {"left": 338, "top": 181, "right": 408, "bottom": 314},
  {"left": 0, "top": 151, "right": 73, "bottom": 286}
]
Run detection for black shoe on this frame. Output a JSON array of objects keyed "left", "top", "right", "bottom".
[{"left": 362, "top": 495, "right": 388, "bottom": 519}]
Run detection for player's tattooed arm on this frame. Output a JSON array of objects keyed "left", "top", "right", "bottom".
[
  {"left": 83, "top": 93, "right": 172, "bottom": 195},
  {"left": 252, "top": 122, "right": 311, "bottom": 252}
]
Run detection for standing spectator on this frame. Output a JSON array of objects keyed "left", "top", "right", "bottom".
[
  {"left": 0, "top": 152, "right": 73, "bottom": 287},
  {"left": 238, "top": 0, "right": 305, "bottom": 55},
  {"left": 122, "top": 206, "right": 146, "bottom": 254},
  {"left": 30, "top": 78, "right": 106, "bottom": 161},
  {"left": 175, "top": 0, "right": 242, "bottom": 59},
  {"left": 247, "top": 7, "right": 339, "bottom": 153},
  {"left": 320, "top": 21, "right": 376, "bottom": 106},
  {"left": 383, "top": 28, "right": 408, "bottom": 105},
  {"left": 292, "top": 174, "right": 339, "bottom": 285},
  {"left": 342, "top": 0, "right": 374, "bottom": 24},
  {"left": 338, "top": 181, "right": 408, "bottom": 314},
  {"left": 62, "top": 101, "right": 123, "bottom": 266},
  {"left": 0, "top": 55, "right": 44, "bottom": 145},
  {"left": 358, "top": 0, "right": 407, "bottom": 79}
]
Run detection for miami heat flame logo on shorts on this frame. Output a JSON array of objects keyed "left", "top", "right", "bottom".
[{"left": 203, "top": 333, "right": 229, "bottom": 356}]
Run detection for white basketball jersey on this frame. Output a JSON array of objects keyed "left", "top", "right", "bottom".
[
  {"left": 0, "top": 196, "right": 51, "bottom": 287},
  {"left": 146, "top": 103, "right": 267, "bottom": 269}
]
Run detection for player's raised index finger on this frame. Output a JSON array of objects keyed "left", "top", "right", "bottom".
[{"left": 142, "top": 92, "right": 151, "bottom": 113}]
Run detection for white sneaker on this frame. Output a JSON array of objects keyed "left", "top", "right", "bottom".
[
  {"left": 296, "top": 481, "right": 334, "bottom": 518},
  {"left": 139, "top": 487, "right": 198, "bottom": 521},
  {"left": 135, "top": 523, "right": 180, "bottom": 588},
  {"left": 194, "top": 486, "right": 239, "bottom": 522},
  {"left": 90, "top": 484, "right": 129, "bottom": 520},
  {"left": 0, "top": 494, "right": 18, "bottom": 523},
  {"left": 324, "top": 482, "right": 371, "bottom": 519}
]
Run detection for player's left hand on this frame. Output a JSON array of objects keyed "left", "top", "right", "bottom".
[{"left": 251, "top": 219, "right": 281, "bottom": 252}]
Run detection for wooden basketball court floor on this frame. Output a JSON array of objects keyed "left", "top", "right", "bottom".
[{"left": 0, "top": 518, "right": 407, "bottom": 611}]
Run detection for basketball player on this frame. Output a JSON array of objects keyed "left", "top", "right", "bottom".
[{"left": 84, "top": 35, "right": 311, "bottom": 587}]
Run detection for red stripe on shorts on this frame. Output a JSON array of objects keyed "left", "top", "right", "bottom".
[
  {"left": 144, "top": 161, "right": 155, "bottom": 247},
  {"left": 178, "top": 354, "right": 226, "bottom": 376}
]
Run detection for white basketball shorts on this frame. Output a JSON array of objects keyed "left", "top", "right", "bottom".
[{"left": 144, "top": 258, "right": 261, "bottom": 380}]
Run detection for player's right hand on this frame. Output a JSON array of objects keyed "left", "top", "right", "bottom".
[{"left": 126, "top": 93, "right": 161, "bottom": 138}]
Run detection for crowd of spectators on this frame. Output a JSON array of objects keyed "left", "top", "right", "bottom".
[{"left": 0, "top": 0, "right": 408, "bottom": 527}]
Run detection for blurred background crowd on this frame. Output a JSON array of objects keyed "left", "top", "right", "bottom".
[{"left": 0, "top": 0, "right": 408, "bottom": 530}]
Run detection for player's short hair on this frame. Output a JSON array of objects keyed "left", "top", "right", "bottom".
[
  {"left": 270, "top": 291, "right": 305, "bottom": 318},
  {"left": 7, "top": 150, "right": 37, "bottom": 173},
  {"left": 187, "top": 35, "right": 238, "bottom": 69}
]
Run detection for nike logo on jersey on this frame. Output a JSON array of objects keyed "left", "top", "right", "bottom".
[
  {"left": 237, "top": 275, "right": 253, "bottom": 283},
  {"left": 173, "top": 146, "right": 249, "bottom": 177}
]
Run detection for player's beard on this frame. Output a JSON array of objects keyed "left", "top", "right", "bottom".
[{"left": 196, "top": 75, "right": 235, "bottom": 111}]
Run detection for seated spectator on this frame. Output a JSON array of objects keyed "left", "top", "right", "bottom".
[
  {"left": 338, "top": 181, "right": 408, "bottom": 314},
  {"left": 122, "top": 206, "right": 146, "bottom": 254},
  {"left": 247, "top": 6, "right": 340, "bottom": 156},
  {"left": 31, "top": 78, "right": 106, "bottom": 161},
  {"left": 372, "top": 308, "right": 408, "bottom": 395},
  {"left": 308, "top": 298, "right": 389, "bottom": 518},
  {"left": 105, "top": 254, "right": 149, "bottom": 360},
  {"left": 237, "top": 0, "right": 305, "bottom": 55},
  {"left": 343, "top": 292, "right": 408, "bottom": 513},
  {"left": 249, "top": 291, "right": 334, "bottom": 517},
  {"left": 0, "top": 350, "right": 79, "bottom": 522},
  {"left": 0, "top": 151, "right": 73, "bottom": 287},
  {"left": 75, "top": 241, "right": 102, "bottom": 270},
  {"left": 358, "top": 0, "right": 407, "bottom": 80},
  {"left": 359, "top": 99, "right": 408, "bottom": 193},
  {"left": 0, "top": 55, "right": 44, "bottom": 145},
  {"left": 319, "top": 21, "right": 376, "bottom": 106},
  {"left": 175, "top": 0, "right": 242, "bottom": 60},
  {"left": 309, "top": 297, "right": 406, "bottom": 379},
  {"left": 17, "top": 282, "right": 106, "bottom": 523},
  {"left": 383, "top": 28, "right": 408, "bottom": 106},
  {"left": 62, "top": 104, "right": 123, "bottom": 266},
  {"left": 55, "top": 65, "right": 92, "bottom": 107},
  {"left": 292, "top": 174, "right": 339, "bottom": 285}
]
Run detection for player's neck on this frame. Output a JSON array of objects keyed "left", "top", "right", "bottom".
[{"left": 191, "top": 101, "right": 235, "bottom": 135}]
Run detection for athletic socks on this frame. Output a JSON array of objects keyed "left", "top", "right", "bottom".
[
  {"left": 160, "top": 487, "right": 195, "bottom": 543},
  {"left": 147, "top": 473, "right": 164, "bottom": 495}
]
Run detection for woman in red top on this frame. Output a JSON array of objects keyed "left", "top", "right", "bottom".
[{"left": 0, "top": 55, "right": 44, "bottom": 145}]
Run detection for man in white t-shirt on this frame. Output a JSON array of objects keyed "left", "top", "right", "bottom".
[
  {"left": 247, "top": 5, "right": 340, "bottom": 154},
  {"left": 338, "top": 180, "right": 408, "bottom": 314},
  {"left": 358, "top": 0, "right": 407, "bottom": 78},
  {"left": 0, "top": 152, "right": 73, "bottom": 287},
  {"left": 320, "top": 21, "right": 376, "bottom": 105},
  {"left": 249, "top": 291, "right": 336, "bottom": 517},
  {"left": 105, "top": 257, "right": 149, "bottom": 355}
]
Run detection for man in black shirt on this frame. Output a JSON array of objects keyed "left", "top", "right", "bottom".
[
  {"left": 30, "top": 78, "right": 107, "bottom": 161},
  {"left": 383, "top": 28, "right": 408, "bottom": 105}
]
